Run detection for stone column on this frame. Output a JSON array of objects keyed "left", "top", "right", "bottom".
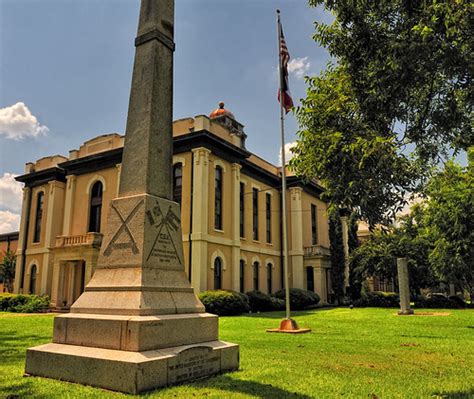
[
  {"left": 397, "top": 258, "right": 414, "bottom": 315},
  {"left": 50, "top": 258, "right": 62, "bottom": 308},
  {"left": 289, "top": 187, "right": 304, "bottom": 289},
  {"left": 314, "top": 266, "right": 327, "bottom": 303},
  {"left": 14, "top": 186, "right": 31, "bottom": 293},
  {"left": 340, "top": 215, "right": 350, "bottom": 294},
  {"left": 115, "top": 163, "right": 122, "bottom": 196},
  {"left": 62, "top": 175, "right": 76, "bottom": 236},
  {"left": 190, "top": 147, "right": 211, "bottom": 292},
  {"left": 449, "top": 284, "right": 455, "bottom": 296},
  {"left": 42, "top": 181, "right": 66, "bottom": 295},
  {"left": 118, "top": 2, "right": 174, "bottom": 199},
  {"left": 66, "top": 262, "right": 76, "bottom": 307},
  {"left": 231, "top": 163, "right": 241, "bottom": 292}
]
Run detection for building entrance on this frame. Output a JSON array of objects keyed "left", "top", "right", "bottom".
[{"left": 58, "top": 260, "right": 86, "bottom": 309}]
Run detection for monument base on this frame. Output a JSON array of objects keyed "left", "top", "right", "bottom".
[
  {"left": 25, "top": 340, "right": 239, "bottom": 394},
  {"left": 398, "top": 309, "right": 415, "bottom": 315}
]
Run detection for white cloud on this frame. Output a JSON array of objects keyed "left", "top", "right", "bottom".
[
  {"left": 0, "top": 173, "right": 23, "bottom": 213},
  {"left": 278, "top": 141, "right": 297, "bottom": 166},
  {"left": 0, "top": 102, "right": 49, "bottom": 140},
  {"left": 288, "top": 57, "right": 311, "bottom": 79},
  {"left": 0, "top": 210, "right": 20, "bottom": 234}
]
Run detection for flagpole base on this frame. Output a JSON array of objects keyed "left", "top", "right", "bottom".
[{"left": 266, "top": 318, "right": 311, "bottom": 334}]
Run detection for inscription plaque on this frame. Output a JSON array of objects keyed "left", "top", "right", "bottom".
[{"left": 167, "top": 346, "right": 220, "bottom": 384}]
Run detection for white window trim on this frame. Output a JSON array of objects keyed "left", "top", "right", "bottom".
[{"left": 210, "top": 250, "right": 227, "bottom": 271}]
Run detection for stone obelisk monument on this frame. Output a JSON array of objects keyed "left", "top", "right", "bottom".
[
  {"left": 25, "top": 1, "right": 239, "bottom": 393},
  {"left": 397, "top": 258, "right": 414, "bottom": 315}
]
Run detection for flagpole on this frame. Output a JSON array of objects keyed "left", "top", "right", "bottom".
[
  {"left": 267, "top": 10, "right": 310, "bottom": 334},
  {"left": 276, "top": 9, "right": 291, "bottom": 321}
]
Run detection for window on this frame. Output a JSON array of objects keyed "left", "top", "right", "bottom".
[
  {"left": 239, "top": 183, "right": 245, "bottom": 238},
  {"left": 214, "top": 166, "right": 223, "bottom": 230},
  {"left": 252, "top": 188, "right": 259, "bottom": 240},
  {"left": 214, "top": 257, "right": 222, "bottom": 289},
  {"left": 266, "top": 193, "right": 271, "bottom": 243},
  {"left": 239, "top": 260, "right": 245, "bottom": 293},
  {"left": 29, "top": 265, "right": 37, "bottom": 294},
  {"left": 88, "top": 181, "right": 103, "bottom": 233},
  {"left": 267, "top": 263, "right": 272, "bottom": 294},
  {"left": 33, "top": 192, "right": 44, "bottom": 243},
  {"left": 173, "top": 163, "right": 183, "bottom": 204},
  {"left": 253, "top": 261, "right": 259, "bottom": 291},
  {"left": 307, "top": 267, "right": 314, "bottom": 292},
  {"left": 311, "top": 204, "right": 318, "bottom": 245}
]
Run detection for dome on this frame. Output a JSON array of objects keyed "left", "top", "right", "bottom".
[{"left": 209, "top": 101, "right": 235, "bottom": 119}]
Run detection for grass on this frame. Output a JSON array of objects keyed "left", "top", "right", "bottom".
[{"left": 1, "top": 308, "right": 473, "bottom": 398}]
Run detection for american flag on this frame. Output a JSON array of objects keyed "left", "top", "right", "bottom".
[{"left": 278, "top": 18, "right": 294, "bottom": 114}]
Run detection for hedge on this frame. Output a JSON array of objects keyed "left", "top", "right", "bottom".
[
  {"left": 198, "top": 290, "right": 249, "bottom": 316},
  {"left": 0, "top": 293, "right": 50, "bottom": 313},
  {"left": 353, "top": 291, "right": 400, "bottom": 308},
  {"left": 273, "top": 288, "right": 320, "bottom": 310},
  {"left": 415, "top": 295, "right": 467, "bottom": 309},
  {"left": 246, "top": 291, "right": 284, "bottom": 312}
]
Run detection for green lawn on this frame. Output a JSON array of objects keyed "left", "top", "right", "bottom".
[{"left": 1, "top": 308, "right": 473, "bottom": 398}]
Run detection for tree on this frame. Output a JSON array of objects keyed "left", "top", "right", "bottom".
[
  {"left": 291, "top": 1, "right": 473, "bottom": 226},
  {"left": 0, "top": 249, "right": 16, "bottom": 293},
  {"left": 328, "top": 209, "right": 360, "bottom": 302},
  {"left": 328, "top": 209, "right": 346, "bottom": 303},
  {"left": 350, "top": 217, "right": 435, "bottom": 298},
  {"left": 422, "top": 148, "right": 474, "bottom": 298}
]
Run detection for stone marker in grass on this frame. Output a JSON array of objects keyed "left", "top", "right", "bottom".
[
  {"left": 397, "top": 258, "right": 414, "bottom": 315},
  {"left": 24, "top": 0, "right": 239, "bottom": 393}
]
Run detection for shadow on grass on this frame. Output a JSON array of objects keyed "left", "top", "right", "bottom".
[
  {"left": 433, "top": 388, "right": 474, "bottom": 398},
  {"left": 242, "top": 307, "right": 335, "bottom": 320},
  {"left": 0, "top": 380, "right": 35, "bottom": 399},
  {"left": 0, "top": 331, "right": 49, "bottom": 365},
  {"left": 175, "top": 374, "right": 312, "bottom": 399}
]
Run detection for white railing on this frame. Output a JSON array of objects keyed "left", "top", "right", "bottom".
[
  {"left": 303, "top": 245, "right": 330, "bottom": 258},
  {"left": 55, "top": 232, "right": 103, "bottom": 248}
]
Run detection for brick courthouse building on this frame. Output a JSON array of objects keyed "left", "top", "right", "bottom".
[{"left": 13, "top": 104, "right": 332, "bottom": 309}]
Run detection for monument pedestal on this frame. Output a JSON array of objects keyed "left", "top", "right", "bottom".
[
  {"left": 26, "top": 340, "right": 238, "bottom": 394},
  {"left": 25, "top": 194, "right": 239, "bottom": 393}
]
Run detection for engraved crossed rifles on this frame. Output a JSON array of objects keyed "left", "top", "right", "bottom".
[
  {"left": 103, "top": 199, "right": 144, "bottom": 256},
  {"left": 146, "top": 202, "right": 182, "bottom": 264}
]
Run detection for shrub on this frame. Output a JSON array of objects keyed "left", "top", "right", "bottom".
[
  {"left": 270, "top": 296, "right": 285, "bottom": 311},
  {"left": 448, "top": 295, "right": 467, "bottom": 308},
  {"left": 246, "top": 291, "right": 279, "bottom": 312},
  {"left": 273, "top": 288, "right": 320, "bottom": 310},
  {"left": 415, "top": 295, "right": 466, "bottom": 309},
  {"left": 198, "top": 290, "right": 249, "bottom": 316},
  {"left": 353, "top": 291, "right": 400, "bottom": 308},
  {"left": 0, "top": 294, "right": 50, "bottom": 313}
]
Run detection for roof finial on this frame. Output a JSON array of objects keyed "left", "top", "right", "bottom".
[{"left": 218, "top": 101, "right": 225, "bottom": 109}]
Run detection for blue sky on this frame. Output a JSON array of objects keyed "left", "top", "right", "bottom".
[{"left": 0, "top": 0, "right": 332, "bottom": 232}]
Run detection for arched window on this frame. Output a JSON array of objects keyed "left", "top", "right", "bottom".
[
  {"left": 267, "top": 263, "right": 272, "bottom": 294},
  {"left": 214, "top": 257, "right": 222, "bottom": 289},
  {"left": 214, "top": 166, "right": 223, "bottom": 230},
  {"left": 253, "top": 261, "right": 259, "bottom": 291},
  {"left": 88, "top": 181, "right": 103, "bottom": 233},
  {"left": 239, "top": 260, "right": 245, "bottom": 293},
  {"left": 173, "top": 163, "right": 183, "bottom": 204},
  {"left": 33, "top": 192, "right": 44, "bottom": 243},
  {"left": 29, "top": 265, "right": 37, "bottom": 294}
]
